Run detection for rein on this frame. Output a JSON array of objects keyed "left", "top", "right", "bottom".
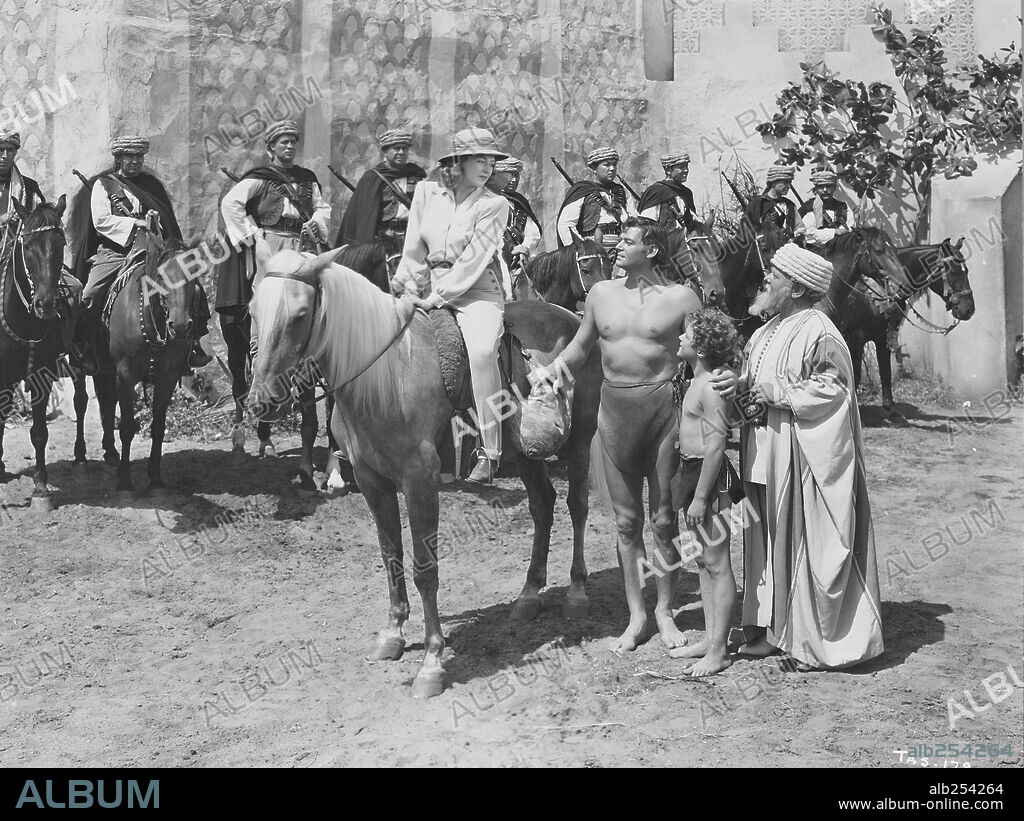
[
  {"left": 573, "top": 249, "right": 603, "bottom": 299},
  {"left": 0, "top": 223, "right": 64, "bottom": 345}
]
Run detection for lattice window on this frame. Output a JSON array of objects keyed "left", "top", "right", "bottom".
[
  {"left": 672, "top": 0, "right": 724, "bottom": 55},
  {"left": 905, "top": 0, "right": 975, "bottom": 68},
  {"left": 0, "top": 0, "right": 54, "bottom": 187}
]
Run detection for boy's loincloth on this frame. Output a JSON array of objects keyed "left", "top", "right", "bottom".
[
  {"left": 671, "top": 452, "right": 745, "bottom": 515},
  {"left": 597, "top": 379, "right": 678, "bottom": 477}
]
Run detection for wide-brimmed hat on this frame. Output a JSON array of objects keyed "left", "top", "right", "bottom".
[{"left": 437, "top": 128, "right": 508, "bottom": 164}]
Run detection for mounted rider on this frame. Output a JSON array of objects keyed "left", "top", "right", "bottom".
[
  {"left": 555, "top": 146, "right": 638, "bottom": 257},
  {"left": 0, "top": 130, "right": 46, "bottom": 234},
  {"left": 336, "top": 128, "right": 426, "bottom": 265},
  {"left": 799, "top": 168, "right": 850, "bottom": 250},
  {"left": 486, "top": 156, "right": 542, "bottom": 298},
  {"left": 638, "top": 152, "right": 701, "bottom": 234},
  {"left": 71, "top": 135, "right": 211, "bottom": 375}
]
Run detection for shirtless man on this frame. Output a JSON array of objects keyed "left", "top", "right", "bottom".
[{"left": 533, "top": 217, "right": 736, "bottom": 652}]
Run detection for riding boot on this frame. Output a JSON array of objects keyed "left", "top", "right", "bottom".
[{"left": 188, "top": 339, "right": 213, "bottom": 369}]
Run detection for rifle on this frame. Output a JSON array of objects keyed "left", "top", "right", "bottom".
[
  {"left": 72, "top": 168, "right": 91, "bottom": 190},
  {"left": 617, "top": 175, "right": 641, "bottom": 204},
  {"left": 220, "top": 166, "right": 241, "bottom": 183},
  {"left": 550, "top": 157, "right": 574, "bottom": 186},
  {"left": 327, "top": 164, "right": 357, "bottom": 193},
  {"left": 721, "top": 171, "right": 748, "bottom": 210},
  {"left": 371, "top": 168, "right": 413, "bottom": 209}
]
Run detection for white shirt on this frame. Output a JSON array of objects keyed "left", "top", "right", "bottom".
[
  {"left": 640, "top": 196, "right": 689, "bottom": 225},
  {"left": 556, "top": 187, "right": 638, "bottom": 245},
  {"left": 91, "top": 179, "right": 141, "bottom": 246},
  {"left": 221, "top": 172, "right": 330, "bottom": 246},
  {"left": 393, "top": 181, "right": 510, "bottom": 305}
]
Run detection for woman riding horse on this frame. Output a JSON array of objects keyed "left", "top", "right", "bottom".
[{"left": 390, "top": 128, "right": 511, "bottom": 484}]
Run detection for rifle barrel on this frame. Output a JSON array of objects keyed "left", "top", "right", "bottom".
[{"left": 327, "top": 165, "right": 357, "bottom": 192}]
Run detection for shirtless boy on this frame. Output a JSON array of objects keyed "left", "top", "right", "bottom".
[
  {"left": 670, "top": 309, "right": 743, "bottom": 676},
  {"left": 533, "top": 217, "right": 736, "bottom": 653}
]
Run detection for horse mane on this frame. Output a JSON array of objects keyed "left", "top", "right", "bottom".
[
  {"left": 21, "top": 200, "right": 64, "bottom": 232},
  {"left": 827, "top": 225, "right": 889, "bottom": 255},
  {"left": 303, "top": 263, "right": 410, "bottom": 417},
  {"left": 528, "top": 238, "right": 604, "bottom": 296}
]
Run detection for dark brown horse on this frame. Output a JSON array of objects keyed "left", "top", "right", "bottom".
[
  {"left": 0, "top": 197, "right": 68, "bottom": 510},
  {"left": 837, "top": 237, "right": 975, "bottom": 415},
  {"left": 521, "top": 233, "right": 613, "bottom": 310},
  {"left": 248, "top": 250, "right": 602, "bottom": 697},
  {"left": 71, "top": 231, "right": 204, "bottom": 496}
]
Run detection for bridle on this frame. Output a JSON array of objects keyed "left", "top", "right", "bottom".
[
  {"left": 0, "top": 221, "right": 65, "bottom": 345},
  {"left": 573, "top": 248, "right": 605, "bottom": 299}
]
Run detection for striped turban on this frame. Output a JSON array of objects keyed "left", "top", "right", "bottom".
[
  {"left": 586, "top": 146, "right": 619, "bottom": 167},
  {"left": 110, "top": 136, "right": 150, "bottom": 155},
  {"left": 771, "top": 243, "right": 833, "bottom": 294},
  {"left": 810, "top": 169, "right": 838, "bottom": 186},
  {"left": 661, "top": 152, "right": 690, "bottom": 170},
  {"left": 379, "top": 129, "right": 413, "bottom": 150},
  {"left": 265, "top": 120, "right": 301, "bottom": 146},
  {"left": 494, "top": 157, "right": 523, "bottom": 173},
  {"left": 0, "top": 130, "right": 21, "bottom": 149},
  {"left": 766, "top": 164, "right": 796, "bottom": 183}
]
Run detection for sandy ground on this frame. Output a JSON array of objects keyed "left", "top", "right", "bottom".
[{"left": 1, "top": 384, "right": 1021, "bottom": 769}]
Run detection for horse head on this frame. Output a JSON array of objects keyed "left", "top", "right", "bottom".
[
  {"left": 526, "top": 233, "right": 611, "bottom": 311},
  {"left": 937, "top": 237, "right": 975, "bottom": 320},
  {"left": 248, "top": 249, "right": 328, "bottom": 421},
  {"left": 568, "top": 232, "right": 613, "bottom": 305},
  {"left": 11, "top": 195, "right": 66, "bottom": 320},
  {"left": 829, "top": 227, "right": 910, "bottom": 295}
]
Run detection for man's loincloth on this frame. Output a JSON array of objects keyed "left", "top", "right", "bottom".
[
  {"left": 597, "top": 379, "right": 678, "bottom": 477},
  {"left": 671, "top": 452, "right": 745, "bottom": 515}
]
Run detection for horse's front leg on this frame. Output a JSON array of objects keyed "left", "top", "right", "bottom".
[
  {"left": 563, "top": 437, "right": 591, "bottom": 618},
  {"left": 115, "top": 375, "right": 137, "bottom": 496},
  {"left": 0, "top": 385, "right": 12, "bottom": 482},
  {"left": 511, "top": 452, "right": 555, "bottom": 621},
  {"left": 876, "top": 335, "right": 895, "bottom": 414},
  {"left": 296, "top": 386, "right": 318, "bottom": 491},
  {"left": 358, "top": 464, "right": 410, "bottom": 661},
  {"left": 146, "top": 372, "right": 174, "bottom": 495},
  {"left": 28, "top": 374, "right": 55, "bottom": 511},
  {"left": 94, "top": 373, "right": 120, "bottom": 465},
  {"left": 403, "top": 456, "right": 448, "bottom": 698},
  {"left": 72, "top": 372, "right": 90, "bottom": 465}
]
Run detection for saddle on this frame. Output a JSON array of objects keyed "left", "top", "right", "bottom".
[
  {"left": 101, "top": 248, "right": 147, "bottom": 327},
  {"left": 428, "top": 308, "right": 574, "bottom": 461}
]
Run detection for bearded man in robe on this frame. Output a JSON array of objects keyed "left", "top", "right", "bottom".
[{"left": 737, "top": 242, "right": 884, "bottom": 670}]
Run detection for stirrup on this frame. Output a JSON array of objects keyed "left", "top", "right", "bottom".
[{"left": 465, "top": 452, "right": 498, "bottom": 484}]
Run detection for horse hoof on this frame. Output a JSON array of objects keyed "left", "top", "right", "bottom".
[
  {"left": 511, "top": 597, "right": 542, "bottom": 621},
  {"left": 296, "top": 472, "right": 318, "bottom": 493},
  {"left": 30, "top": 494, "right": 55, "bottom": 513},
  {"left": 259, "top": 441, "right": 278, "bottom": 459},
  {"left": 411, "top": 669, "right": 449, "bottom": 699},
  {"left": 563, "top": 595, "right": 590, "bottom": 620},
  {"left": 229, "top": 448, "right": 247, "bottom": 467},
  {"left": 368, "top": 636, "right": 406, "bottom": 661},
  {"left": 72, "top": 458, "right": 88, "bottom": 468},
  {"left": 104, "top": 453, "right": 120, "bottom": 466}
]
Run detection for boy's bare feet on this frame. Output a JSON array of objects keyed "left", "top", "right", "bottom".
[
  {"left": 736, "top": 635, "right": 779, "bottom": 658},
  {"left": 685, "top": 649, "right": 732, "bottom": 677},
  {"left": 655, "top": 610, "right": 688, "bottom": 650},
  {"left": 669, "top": 636, "right": 708, "bottom": 659},
  {"left": 608, "top": 618, "right": 647, "bottom": 654}
]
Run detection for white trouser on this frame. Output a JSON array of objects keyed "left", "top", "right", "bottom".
[{"left": 453, "top": 297, "right": 505, "bottom": 460}]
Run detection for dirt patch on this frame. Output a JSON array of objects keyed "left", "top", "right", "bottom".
[{"left": 1, "top": 395, "right": 1021, "bottom": 767}]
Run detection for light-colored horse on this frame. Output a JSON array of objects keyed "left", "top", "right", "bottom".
[{"left": 248, "top": 249, "right": 601, "bottom": 697}]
